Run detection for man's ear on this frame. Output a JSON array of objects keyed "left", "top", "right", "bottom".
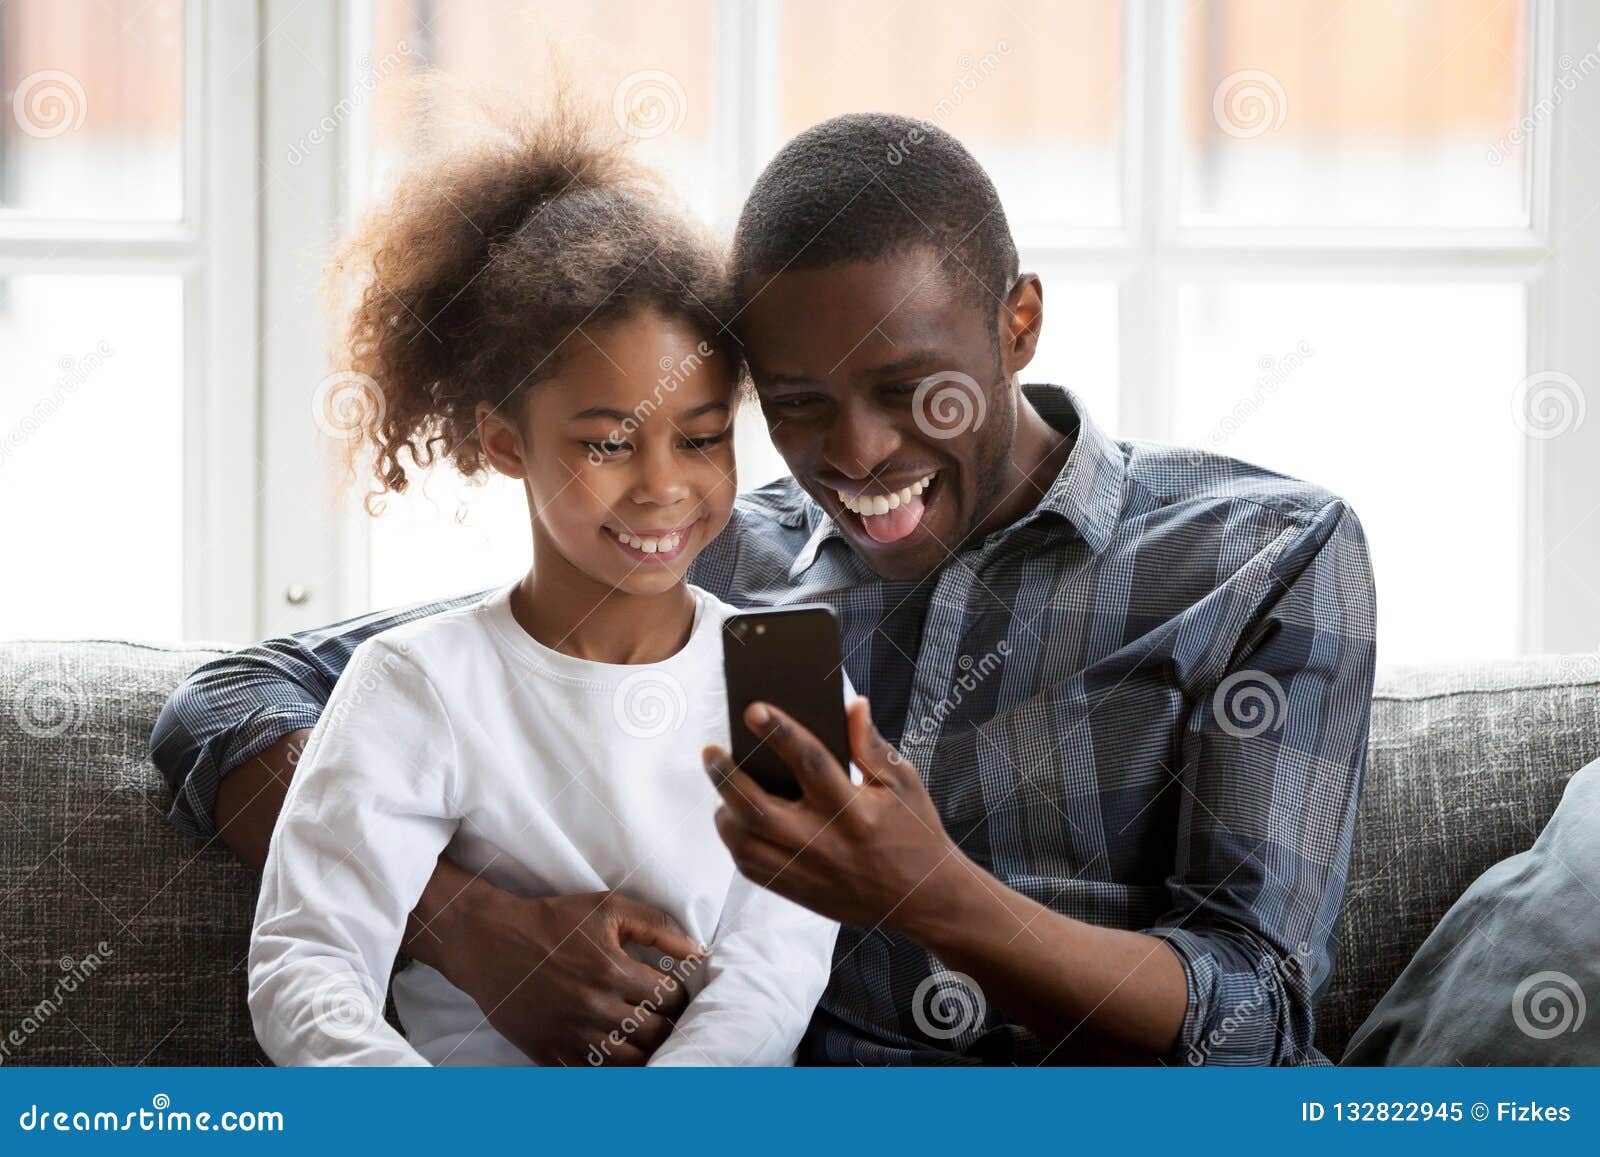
[
  {"left": 476, "top": 399, "right": 528, "bottom": 480},
  {"left": 998, "top": 273, "right": 1043, "bottom": 378}
]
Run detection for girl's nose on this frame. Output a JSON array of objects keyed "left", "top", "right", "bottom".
[{"left": 630, "top": 442, "right": 691, "bottom": 506}]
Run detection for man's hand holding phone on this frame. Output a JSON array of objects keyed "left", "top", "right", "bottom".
[{"left": 701, "top": 697, "right": 965, "bottom": 933}]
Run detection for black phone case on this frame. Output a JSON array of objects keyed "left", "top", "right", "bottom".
[{"left": 722, "top": 604, "right": 850, "bottom": 800}]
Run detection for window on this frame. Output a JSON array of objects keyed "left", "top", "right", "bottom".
[
  {"left": 236, "top": 0, "right": 1600, "bottom": 665},
  {"left": 0, "top": 2, "right": 257, "bottom": 641}
]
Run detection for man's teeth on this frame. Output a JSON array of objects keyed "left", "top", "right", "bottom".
[
  {"left": 614, "top": 530, "right": 682, "bottom": 554},
  {"left": 836, "top": 472, "right": 936, "bottom": 517}
]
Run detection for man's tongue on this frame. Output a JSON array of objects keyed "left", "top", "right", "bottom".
[{"left": 859, "top": 492, "right": 926, "bottom": 544}]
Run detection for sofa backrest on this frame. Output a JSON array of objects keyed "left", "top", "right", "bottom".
[
  {"left": 1317, "top": 655, "right": 1600, "bottom": 1059},
  {"left": 2, "top": 640, "right": 1597, "bottom": 1065}
]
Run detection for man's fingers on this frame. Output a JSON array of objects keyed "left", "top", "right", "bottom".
[
  {"left": 702, "top": 744, "right": 776, "bottom": 824},
  {"left": 846, "top": 696, "right": 906, "bottom": 786},
  {"left": 603, "top": 893, "right": 704, "bottom": 962},
  {"left": 744, "top": 701, "right": 856, "bottom": 810},
  {"left": 718, "top": 815, "right": 802, "bottom": 891}
]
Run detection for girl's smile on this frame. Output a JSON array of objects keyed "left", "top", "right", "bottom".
[{"left": 602, "top": 516, "right": 704, "bottom": 564}]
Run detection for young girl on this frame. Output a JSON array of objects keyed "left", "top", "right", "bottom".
[{"left": 246, "top": 94, "right": 840, "bottom": 1066}]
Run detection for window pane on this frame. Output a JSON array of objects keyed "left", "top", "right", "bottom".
[
  {"left": 369, "top": 0, "right": 719, "bottom": 219},
  {"left": 0, "top": 276, "right": 184, "bottom": 639},
  {"left": 1016, "top": 273, "right": 1119, "bottom": 430},
  {"left": 778, "top": 0, "right": 1120, "bottom": 230},
  {"left": 1183, "top": 0, "right": 1528, "bottom": 227},
  {"left": 1173, "top": 282, "right": 1525, "bottom": 664},
  {"left": 0, "top": 0, "right": 183, "bottom": 220}
]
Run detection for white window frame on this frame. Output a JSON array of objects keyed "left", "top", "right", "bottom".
[
  {"left": 1, "top": 2, "right": 261, "bottom": 642},
  {"left": 255, "top": 0, "right": 1599, "bottom": 654}
]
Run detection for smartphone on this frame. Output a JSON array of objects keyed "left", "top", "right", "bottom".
[{"left": 722, "top": 604, "right": 851, "bottom": 800}]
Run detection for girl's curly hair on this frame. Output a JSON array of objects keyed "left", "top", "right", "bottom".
[{"left": 325, "top": 79, "right": 739, "bottom": 508}]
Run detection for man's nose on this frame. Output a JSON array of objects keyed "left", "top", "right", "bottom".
[{"left": 822, "top": 401, "right": 902, "bottom": 479}]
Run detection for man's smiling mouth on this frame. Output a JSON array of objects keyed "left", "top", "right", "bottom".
[{"left": 833, "top": 471, "right": 938, "bottom": 545}]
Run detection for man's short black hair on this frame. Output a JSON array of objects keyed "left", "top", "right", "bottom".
[{"left": 731, "top": 113, "right": 1020, "bottom": 310}]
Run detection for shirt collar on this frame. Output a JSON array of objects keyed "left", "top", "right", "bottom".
[{"left": 787, "top": 384, "right": 1125, "bottom": 580}]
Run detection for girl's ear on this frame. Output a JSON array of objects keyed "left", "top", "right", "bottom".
[{"left": 476, "top": 399, "right": 529, "bottom": 479}]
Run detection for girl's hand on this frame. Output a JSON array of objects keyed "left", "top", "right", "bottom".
[{"left": 702, "top": 697, "right": 967, "bottom": 933}]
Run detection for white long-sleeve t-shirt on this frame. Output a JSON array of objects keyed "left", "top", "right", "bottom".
[{"left": 247, "top": 581, "right": 841, "bottom": 1067}]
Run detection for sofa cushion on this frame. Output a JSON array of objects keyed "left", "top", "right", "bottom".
[
  {"left": 3, "top": 640, "right": 1597, "bottom": 1064},
  {"left": 0, "top": 640, "right": 259, "bottom": 1065},
  {"left": 1317, "top": 655, "right": 1600, "bottom": 1060}
]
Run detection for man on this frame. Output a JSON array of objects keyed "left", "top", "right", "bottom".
[{"left": 152, "top": 113, "right": 1375, "bottom": 1065}]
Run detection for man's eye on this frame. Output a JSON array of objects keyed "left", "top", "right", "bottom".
[
  {"left": 773, "top": 395, "right": 817, "bottom": 411},
  {"left": 584, "top": 440, "right": 629, "bottom": 456}
]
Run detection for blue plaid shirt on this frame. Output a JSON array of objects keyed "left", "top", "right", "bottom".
[{"left": 152, "top": 385, "right": 1376, "bottom": 1066}]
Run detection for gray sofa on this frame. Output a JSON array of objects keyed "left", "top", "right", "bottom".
[{"left": 2, "top": 639, "right": 1597, "bottom": 1065}]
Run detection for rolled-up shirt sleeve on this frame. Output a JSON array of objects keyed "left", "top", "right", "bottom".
[
  {"left": 1144, "top": 501, "right": 1376, "bottom": 1066},
  {"left": 149, "top": 592, "right": 489, "bottom": 840}
]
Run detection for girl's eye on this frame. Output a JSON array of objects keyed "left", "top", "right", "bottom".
[
  {"left": 584, "top": 440, "right": 629, "bottom": 457},
  {"left": 682, "top": 432, "right": 730, "bottom": 451}
]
